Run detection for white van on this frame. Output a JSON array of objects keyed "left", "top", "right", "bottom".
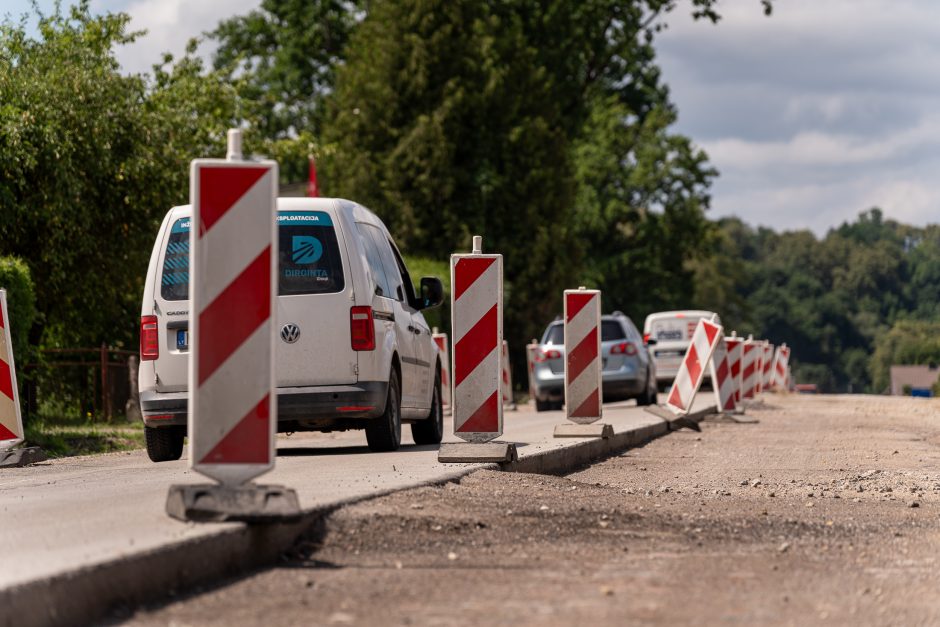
[
  {"left": 642, "top": 310, "right": 721, "bottom": 388},
  {"left": 138, "top": 198, "right": 445, "bottom": 462}
]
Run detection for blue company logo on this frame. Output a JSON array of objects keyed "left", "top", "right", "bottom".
[{"left": 292, "top": 236, "right": 323, "bottom": 264}]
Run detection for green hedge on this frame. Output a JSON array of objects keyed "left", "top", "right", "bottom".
[{"left": 0, "top": 256, "right": 37, "bottom": 368}]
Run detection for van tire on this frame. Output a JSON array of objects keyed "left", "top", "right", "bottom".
[
  {"left": 367, "top": 369, "right": 402, "bottom": 452},
  {"left": 411, "top": 374, "right": 443, "bottom": 445},
  {"left": 145, "top": 425, "right": 184, "bottom": 462},
  {"left": 535, "top": 398, "right": 552, "bottom": 412}
]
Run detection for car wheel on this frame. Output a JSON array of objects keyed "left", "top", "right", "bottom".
[
  {"left": 145, "top": 425, "right": 184, "bottom": 462},
  {"left": 535, "top": 398, "right": 552, "bottom": 412},
  {"left": 637, "top": 368, "right": 657, "bottom": 406},
  {"left": 367, "top": 368, "right": 402, "bottom": 452},
  {"left": 412, "top": 371, "right": 444, "bottom": 445}
]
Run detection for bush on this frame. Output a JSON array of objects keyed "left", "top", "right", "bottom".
[{"left": 0, "top": 255, "right": 36, "bottom": 367}]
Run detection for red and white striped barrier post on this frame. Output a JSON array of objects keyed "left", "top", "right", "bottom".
[
  {"left": 772, "top": 344, "right": 790, "bottom": 390},
  {"left": 432, "top": 328, "right": 451, "bottom": 414},
  {"left": 762, "top": 342, "right": 775, "bottom": 391},
  {"left": 0, "top": 290, "right": 44, "bottom": 468},
  {"left": 754, "top": 340, "right": 765, "bottom": 396},
  {"left": 501, "top": 340, "right": 516, "bottom": 410},
  {"left": 741, "top": 336, "right": 759, "bottom": 400},
  {"left": 439, "top": 236, "right": 516, "bottom": 463},
  {"left": 710, "top": 336, "right": 737, "bottom": 414},
  {"left": 525, "top": 339, "right": 539, "bottom": 404},
  {"left": 555, "top": 288, "right": 611, "bottom": 438},
  {"left": 166, "top": 129, "right": 298, "bottom": 522},
  {"left": 725, "top": 334, "right": 744, "bottom": 411},
  {"left": 0, "top": 290, "right": 23, "bottom": 450},
  {"left": 664, "top": 317, "right": 723, "bottom": 415}
]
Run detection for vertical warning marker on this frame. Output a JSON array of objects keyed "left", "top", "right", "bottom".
[
  {"left": 0, "top": 290, "right": 46, "bottom": 468},
  {"left": 439, "top": 236, "right": 516, "bottom": 463},
  {"left": 710, "top": 336, "right": 737, "bottom": 414},
  {"left": 554, "top": 288, "right": 613, "bottom": 439},
  {"left": 724, "top": 334, "right": 744, "bottom": 412},
  {"left": 166, "top": 129, "right": 299, "bottom": 522},
  {"left": 432, "top": 329, "right": 451, "bottom": 414}
]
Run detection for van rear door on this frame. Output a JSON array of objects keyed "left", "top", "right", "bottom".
[
  {"left": 153, "top": 216, "right": 192, "bottom": 392},
  {"left": 275, "top": 210, "right": 358, "bottom": 386}
]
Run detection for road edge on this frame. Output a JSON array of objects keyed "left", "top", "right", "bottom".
[{"left": 3, "top": 406, "right": 715, "bottom": 627}]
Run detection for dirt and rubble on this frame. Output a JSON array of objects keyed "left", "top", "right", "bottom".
[{"left": 123, "top": 394, "right": 940, "bottom": 626}]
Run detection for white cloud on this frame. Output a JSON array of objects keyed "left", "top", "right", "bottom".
[
  {"left": 655, "top": 0, "right": 940, "bottom": 233},
  {"left": 91, "top": 0, "right": 261, "bottom": 75}
]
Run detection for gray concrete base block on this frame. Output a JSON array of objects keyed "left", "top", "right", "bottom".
[
  {"left": 553, "top": 423, "right": 614, "bottom": 439},
  {"left": 643, "top": 404, "right": 677, "bottom": 421},
  {"left": 0, "top": 446, "right": 47, "bottom": 468},
  {"left": 166, "top": 483, "right": 302, "bottom": 524},
  {"left": 437, "top": 442, "right": 518, "bottom": 464}
]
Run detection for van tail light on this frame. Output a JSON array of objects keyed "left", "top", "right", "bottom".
[
  {"left": 534, "top": 348, "right": 561, "bottom": 362},
  {"left": 643, "top": 333, "right": 651, "bottom": 345},
  {"left": 140, "top": 315, "right": 159, "bottom": 361},
  {"left": 611, "top": 341, "right": 638, "bottom": 356},
  {"left": 350, "top": 306, "right": 376, "bottom": 351}
]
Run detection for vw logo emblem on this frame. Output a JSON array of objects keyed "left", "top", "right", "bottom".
[{"left": 280, "top": 323, "right": 301, "bottom": 344}]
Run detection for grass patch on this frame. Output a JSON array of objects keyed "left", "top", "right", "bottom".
[{"left": 24, "top": 421, "right": 145, "bottom": 458}]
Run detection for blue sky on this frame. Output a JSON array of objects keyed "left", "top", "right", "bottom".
[{"left": 4, "top": 0, "right": 939, "bottom": 235}]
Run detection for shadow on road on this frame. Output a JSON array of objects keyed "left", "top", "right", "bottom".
[{"left": 276, "top": 443, "right": 441, "bottom": 457}]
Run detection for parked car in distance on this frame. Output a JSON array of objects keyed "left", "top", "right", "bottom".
[
  {"left": 530, "top": 311, "right": 657, "bottom": 412},
  {"left": 643, "top": 310, "right": 721, "bottom": 389},
  {"left": 138, "top": 197, "right": 445, "bottom": 462}
]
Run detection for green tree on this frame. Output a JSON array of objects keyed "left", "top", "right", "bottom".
[{"left": 0, "top": 3, "right": 243, "bottom": 350}]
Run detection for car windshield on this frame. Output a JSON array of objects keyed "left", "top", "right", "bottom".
[{"left": 160, "top": 211, "right": 345, "bottom": 301}]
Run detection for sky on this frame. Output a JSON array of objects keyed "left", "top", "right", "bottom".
[{"left": 4, "top": 0, "right": 939, "bottom": 235}]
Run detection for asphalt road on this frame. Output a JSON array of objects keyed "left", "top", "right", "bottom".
[
  {"left": 0, "top": 397, "right": 686, "bottom": 593},
  {"left": 123, "top": 394, "right": 940, "bottom": 626}
]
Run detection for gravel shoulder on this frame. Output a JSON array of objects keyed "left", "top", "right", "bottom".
[{"left": 123, "top": 394, "right": 940, "bottom": 626}]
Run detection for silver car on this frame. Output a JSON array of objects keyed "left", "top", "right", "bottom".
[{"left": 531, "top": 312, "right": 658, "bottom": 412}]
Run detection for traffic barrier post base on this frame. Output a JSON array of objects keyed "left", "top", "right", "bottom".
[
  {"left": 0, "top": 446, "right": 46, "bottom": 468},
  {"left": 437, "top": 442, "right": 518, "bottom": 464},
  {"left": 166, "top": 483, "right": 301, "bottom": 524},
  {"left": 553, "top": 423, "right": 614, "bottom": 439}
]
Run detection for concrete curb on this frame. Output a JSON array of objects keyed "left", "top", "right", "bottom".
[{"left": 2, "top": 405, "right": 717, "bottom": 627}]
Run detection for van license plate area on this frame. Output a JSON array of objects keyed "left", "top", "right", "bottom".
[{"left": 177, "top": 329, "right": 189, "bottom": 351}]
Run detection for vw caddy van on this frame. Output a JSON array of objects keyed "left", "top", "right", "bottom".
[{"left": 138, "top": 198, "right": 444, "bottom": 461}]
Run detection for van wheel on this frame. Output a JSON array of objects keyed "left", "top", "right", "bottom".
[
  {"left": 535, "top": 398, "right": 552, "bottom": 412},
  {"left": 412, "top": 373, "right": 444, "bottom": 445},
  {"left": 367, "top": 369, "right": 402, "bottom": 452},
  {"left": 145, "top": 425, "right": 184, "bottom": 462}
]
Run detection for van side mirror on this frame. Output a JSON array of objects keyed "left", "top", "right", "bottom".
[{"left": 419, "top": 277, "right": 444, "bottom": 310}]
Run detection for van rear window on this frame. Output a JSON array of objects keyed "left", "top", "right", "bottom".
[
  {"left": 159, "top": 211, "right": 344, "bottom": 301},
  {"left": 651, "top": 317, "right": 703, "bottom": 342}
]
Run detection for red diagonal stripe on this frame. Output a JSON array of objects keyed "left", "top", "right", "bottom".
[
  {"left": 0, "top": 422, "right": 16, "bottom": 441},
  {"left": 667, "top": 385, "right": 685, "bottom": 410},
  {"left": 453, "top": 257, "right": 496, "bottom": 301},
  {"left": 570, "top": 388, "right": 600, "bottom": 419},
  {"left": 685, "top": 344, "right": 702, "bottom": 385},
  {"left": 565, "top": 292, "right": 594, "bottom": 323},
  {"left": 702, "top": 321, "right": 719, "bottom": 345},
  {"left": 456, "top": 391, "right": 499, "bottom": 433},
  {"left": 567, "top": 327, "right": 598, "bottom": 383},
  {"left": 199, "top": 394, "right": 270, "bottom": 464},
  {"left": 434, "top": 336, "right": 445, "bottom": 351},
  {"left": 742, "top": 363, "right": 756, "bottom": 379},
  {"left": 199, "top": 166, "right": 269, "bottom": 234},
  {"left": 723, "top": 395, "right": 736, "bottom": 411},
  {"left": 0, "top": 358, "right": 13, "bottom": 402},
  {"left": 0, "top": 303, "right": 5, "bottom": 328},
  {"left": 198, "top": 247, "right": 271, "bottom": 386},
  {"left": 730, "top": 360, "right": 741, "bottom": 377},
  {"left": 715, "top": 358, "right": 729, "bottom": 382},
  {"left": 454, "top": 305, "right": 498, "bottom": 388}
]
